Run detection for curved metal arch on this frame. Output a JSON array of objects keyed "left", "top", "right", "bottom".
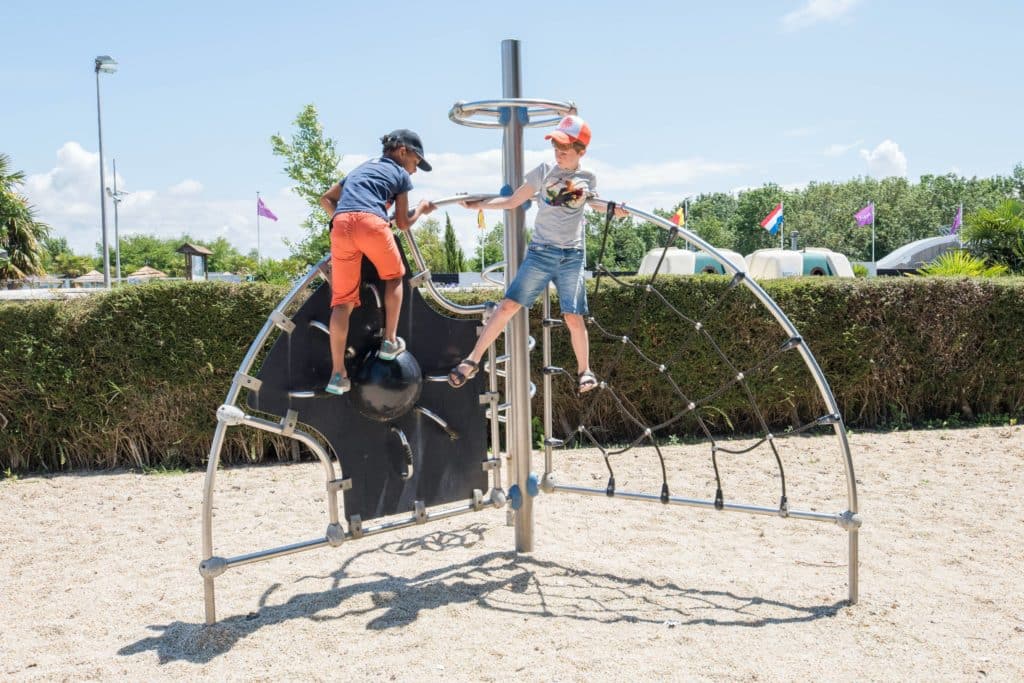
[{"left": 580, "top": 199, "right": 860, "bottom": 602}]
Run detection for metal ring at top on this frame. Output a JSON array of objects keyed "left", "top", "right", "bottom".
[{"left": 449, "top": 98, "right": 577, "bottom": 129}]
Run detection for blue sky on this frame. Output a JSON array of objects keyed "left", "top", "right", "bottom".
[{"left": 3, "top": 0, "right": 1021, "bottom": 261}]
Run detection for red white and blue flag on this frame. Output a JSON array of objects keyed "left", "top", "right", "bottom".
[{"left": 759, "top": 203, "right": 784, "bottom": 235}]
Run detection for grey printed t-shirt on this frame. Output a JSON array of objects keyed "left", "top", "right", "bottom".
[{"left": 524, "top": 162, "right": 597, "bottom": 249}]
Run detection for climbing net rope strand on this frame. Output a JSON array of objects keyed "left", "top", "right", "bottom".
[{"left": 545, "top": 204, "right": 851, "bottom": 520}]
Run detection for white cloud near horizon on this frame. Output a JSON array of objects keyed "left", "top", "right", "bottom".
[
  {"left": 782, "top": 0, "right": 861, "bottom": 31},
  {"left": 859, "top": 139, "right": 908, "bottom": 177},
  {"left": 168, "top": 179, "right": 203, "bottom": 195},
  {"left": 24, "top": 142, "right": 746, "bottom": 264},
  {"left": 823, "top": 139, "right": 863, "bottom": 157}
]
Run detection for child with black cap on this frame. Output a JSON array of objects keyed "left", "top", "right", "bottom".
[{"left": 319, "top": 129, "right": 435, "bottom": 395}]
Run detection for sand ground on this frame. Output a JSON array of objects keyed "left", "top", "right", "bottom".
[{"left": 1, "top": 425, "right": 1022, "bottom": 681}]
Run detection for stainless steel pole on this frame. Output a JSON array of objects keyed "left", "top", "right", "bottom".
[
  {"left": 112, "top": 159, "right": 121, "bottom": 282},
  {"left": 95, "top": 68, "right": 111, "bottom": 289},
  {"left": 500, "top": 39, "right": 534, "bottom": 552}
]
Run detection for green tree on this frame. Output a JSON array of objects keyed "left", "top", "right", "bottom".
[
  {"left": 253, "top": 256, "right": 309, "bottom": 284},
  {"left": 962, "top": 199, "right": 1024, "bottom": 272},
  {"left": 0, "top": 153, "right": 50, "bottom": 279},
  {"left": 270, "top": 104, "right": 343, "bottom": 263},
  {"left": 401, "top": 218, "right": 444, "bottom": 272},
  {"left": 465, "top": 221, "right": 505, "bottom": 272},
  {"left": 729, "top": 184, "right": 785, "bottom": 256},
  {"left": 116, "top": 234, "right": 185, "bottom": 276},
  {"left": 442, "top": 212, "right": 465, "bottom": 273}
]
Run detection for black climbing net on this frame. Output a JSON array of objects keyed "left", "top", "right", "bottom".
[{"left": 545, "top": 204, "right": 842, "bottom": 512}]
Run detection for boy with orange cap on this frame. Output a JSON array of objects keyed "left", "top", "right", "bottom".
[{"left": 450, "top": 115, "right": 625, "bottom": 394}]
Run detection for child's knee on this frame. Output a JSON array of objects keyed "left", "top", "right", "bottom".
[{"left": 498, "top": 298, "right": 522, "bottom": 314}]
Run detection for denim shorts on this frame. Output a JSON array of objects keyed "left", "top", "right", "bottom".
[{"left": 505, "top": 243, "right": 588, "bottom": 315}]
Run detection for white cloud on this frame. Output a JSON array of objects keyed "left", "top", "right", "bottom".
[
  {"left": 782, "top": 0, "right": 861, "bottom": 31},
  {"left": 859, "top": 139, "right": 908, "bottom": 177},
  {"left": 823, "top": 139, "right": 863, "bottom": 157},
  {"left": 23, "top": 142, "right": 746, "bottom": 267},
  {"left": 23, "top": 142, "right": 306, "bottom": 261},
  {"left": 168, "top": 179, "right": 203, "bottom": 195}
]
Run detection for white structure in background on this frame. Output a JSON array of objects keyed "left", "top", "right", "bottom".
[
  {"left": 876, "top": 234, "right": 960, "bottom": 271},
  {"left": 745, "top": 248, "right": 855, "bottom": 279},
  {"left": 636, "top": 247, "right": 746, "bottom": 276}
]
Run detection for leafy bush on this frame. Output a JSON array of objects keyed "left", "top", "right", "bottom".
[
  {"left": 916, "top": 250, "right": 1008, "bottom": 277},
  {"left": 2, "top": 276, "right": 1022, "bottom": 473}
]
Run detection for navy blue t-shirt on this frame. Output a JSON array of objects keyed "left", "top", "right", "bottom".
[{"left": 334, "top": 157, "right": 413, "bottom": 221}]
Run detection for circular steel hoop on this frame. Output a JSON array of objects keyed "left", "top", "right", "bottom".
[{"left": 449, "top": 98, "right": 577, "bottom": 129}]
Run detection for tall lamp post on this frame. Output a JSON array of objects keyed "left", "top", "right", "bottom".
[
  {"left": 106, "top": 159, "right": 129, "bottom": 282},
  {"left": 94, "top": 55, "right": 117, "bottom": 288}
]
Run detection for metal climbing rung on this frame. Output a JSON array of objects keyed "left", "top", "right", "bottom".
[{"left": 487, "top": 335, "right": 536, "bottom": 378}]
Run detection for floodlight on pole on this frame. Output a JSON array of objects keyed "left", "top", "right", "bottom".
[{"left": 94, "top": 55, "right": 117, "bottom": 288}]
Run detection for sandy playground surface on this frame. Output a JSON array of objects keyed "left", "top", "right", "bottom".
[{"left": 2, "top": 425, "right": 1023, "bottom": 681}]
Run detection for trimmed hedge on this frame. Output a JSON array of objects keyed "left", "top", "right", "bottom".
[{"left": 1, "top": 277, "right": 1022, "bottom": 472}]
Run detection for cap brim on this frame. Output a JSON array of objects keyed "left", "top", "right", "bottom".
[
  {"left": 544, "top": 131, "right": 572, "bottom": 144},
  {"left": 417, "top": 158, "right": 432, "bottom": 172}
]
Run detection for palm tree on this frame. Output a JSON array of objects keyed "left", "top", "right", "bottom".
[
  {"left": 916, "top": 250, "right": 1008, "bottom": 277},
  {"left": 0, "top": 153, "right": 50, "bottom": 280}
]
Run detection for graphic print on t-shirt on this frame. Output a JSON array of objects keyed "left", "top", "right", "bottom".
[{"left": 543, "top": 177, "right": 588, "bottom": 209}]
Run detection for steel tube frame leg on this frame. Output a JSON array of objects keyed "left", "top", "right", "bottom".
[{"left": 500, "top": 39, "right": 534, "bottom": 552}]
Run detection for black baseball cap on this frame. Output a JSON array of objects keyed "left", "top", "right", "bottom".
[{"left": 384, "top": 129, "right": 432, "bottom": 171}]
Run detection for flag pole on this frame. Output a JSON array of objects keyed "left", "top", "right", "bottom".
[
  {"left": 870, "top": 201, "right": 876, "bottom": 265},
  {"left": 780, "top": 200, "right": 784, "bottom": 250},
  {"left": 256, "top": 191, "right": 261, "bottom": 265},
  {"left": 954, "top": 202, "right": 962, "bottom": 248}
]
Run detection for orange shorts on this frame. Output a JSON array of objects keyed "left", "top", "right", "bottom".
[{"left": 330, "top": 212, "right": 405, "bottom": 307}]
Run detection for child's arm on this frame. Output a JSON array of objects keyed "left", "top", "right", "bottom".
[
  {"left": 319, "top": 182, "right": 343, "bottom": 215},
  {"left": 586, "top": 196, "right": 629, "bottom": 218},
  {"left": 460, "top": 182, "right": 536, "bottom": 211},
  {"left": 392, "top": 193, "right": 436, "bottom": 230}
]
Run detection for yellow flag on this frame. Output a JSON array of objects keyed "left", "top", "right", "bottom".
[
  {"left": 670, "top": 207, "right": 685, "bottom": 226},
  {"left": 477, "top": 209, "right": 486, "bottom": 230}
]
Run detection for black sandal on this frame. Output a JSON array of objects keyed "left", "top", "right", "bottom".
[
  {"left": 448, "top": 359, "right": 479, "bottom": 388},
  {"left": 578, "top": 370, "right": 599, "bottom": 394}
]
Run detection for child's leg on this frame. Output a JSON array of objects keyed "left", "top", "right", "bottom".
[
  {"left": 329, "top": 303, "right": 355, "bottom": 376},
  {"left": 355, "top": 214, "right": 406, "bottom": 345},
  {"left": 329, "top": 213, "right": 363, "bottom": 379},
  {"left": 553, "top": 247, "right": 593, "bottom": 383},
  {"left": 449, "top": 244, "right": 553, "bottom": 386},
  {"left": 382, "top": 277, "right": 403, "bottom": 344},
  {"left": 467, "top": 298, "right": 521, "bottom": 363},
  {"left": 449, "top": 298, "right": 520, "bottom": 384},
  {"left": 563, "top": 313, "right": 590, "bottom": 373}
]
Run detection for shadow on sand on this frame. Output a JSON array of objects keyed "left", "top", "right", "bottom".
[{"left": 119, "top": 524, "right": 845, "bottom": 664}]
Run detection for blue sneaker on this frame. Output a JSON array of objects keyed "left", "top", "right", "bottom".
[
  {"left": 325, "top": 373, "right": 351, "bottom": 395},
  {"left": 378, "top": 336, "right": 406, "bottom": 361}
]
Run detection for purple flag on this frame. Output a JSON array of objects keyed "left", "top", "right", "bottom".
[
  {"left": 854, "top": 203, "right": 874, "bottom": 227},
  {"left": 257, "top": 197, "right": 278, "bottom": 221},
  {"left": 950, "top": 204, "right": 963, "bottom": 235}
]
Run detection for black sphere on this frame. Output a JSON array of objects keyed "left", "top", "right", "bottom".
[{"left": 350, "top": 350, "right": 423, "bottom": 422}]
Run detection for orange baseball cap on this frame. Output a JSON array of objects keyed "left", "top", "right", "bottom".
[{"left": 545, "top": 115, "right": 591, "bottom": 147}]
